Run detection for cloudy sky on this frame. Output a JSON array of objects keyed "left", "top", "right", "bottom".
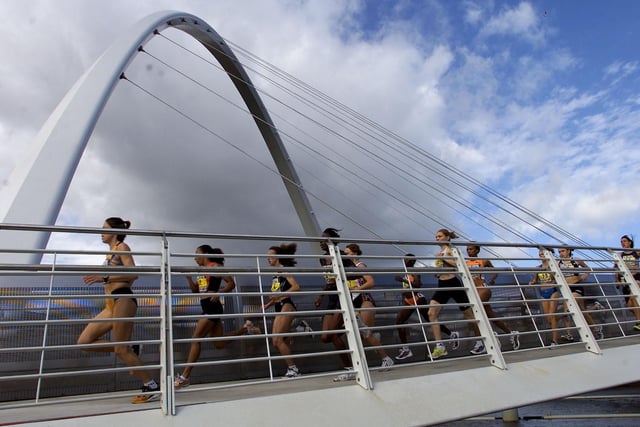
[{"left": 0, "top": 0, "right": 639, "bottom": 263}]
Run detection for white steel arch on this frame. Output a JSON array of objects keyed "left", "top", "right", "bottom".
[{"left": 0, "top": 10, "right": 320, "bottom": 262}]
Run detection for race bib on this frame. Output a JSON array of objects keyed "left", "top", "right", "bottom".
[
  {"left": 538, "top": 272, "right": 552, "bottom": 284},
  {"left": 196, "top": 276, "right": 208, "bottom": 293},
  {"left": 271, "top": 277, "right": 281, "bottom": 292},
  {"left": 323, "top": 273, "right": 336, "bottom": 282},
  {"left": 402, "top": 274, "right": 416, "bottom": 288}
]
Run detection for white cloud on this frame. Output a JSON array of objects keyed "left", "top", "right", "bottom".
[
  {"left": 480, "top": 2, "right": 545, "bottom": 45},
  {"left": 462, "top": 1, "right": 484, "bottom": 25},
  {"left": 0, "top": 0, "right": 638, "bottom": 261}
]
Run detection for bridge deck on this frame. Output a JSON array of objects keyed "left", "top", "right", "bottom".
[{"left": 3, "top": 336, "right": 639, "bottom": 426}]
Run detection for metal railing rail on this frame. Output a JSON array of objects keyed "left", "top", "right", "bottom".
[{"left": 1, "top": 224, "right": 640, "bottom": 418}]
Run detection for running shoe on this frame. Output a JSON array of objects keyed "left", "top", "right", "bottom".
[
  {"left": 510, "top": 331, "right": 520, "bottom": 350},
  {"left": 470, "top": 340, "right": 486, "bottom": 355},
  {"left": 450, "top": 331, "right": 460, "bottom": 350},
  {"left": 594, "top": 326, "right": 604, "bottom": 340},
  {"left": 285, "top": 365, "right": 301, "bottom": 378},
  {"left": 560, "top": 333, "right": 574, "bottom": 342},
  {"left": 431, "top": 343, "right": 448, "bottom": 360},
  {"left": 174, "top": 375, "right": 190, "bottom": 389},
  {"left": 395, "top": 346, "right": 413, "bottom": 360},
  {"left": 633, "top": 323, "right": 640, "bottom": 331},
  {"left": 592, "top": 301, "right": 604, "bottom": 311},
  {"left": 381, "top": 356, "right": 394, "bottom": 370},
  {"left": 549, "top": 341, "right": 558, "bottom": 349},
  {"left": 296, "top": 320, "right": 313, "bottom": 334},
  {"left": 333, "top": 368, "right": 356, "bottom": 382},
  {"left": 131, "top": 384, "right": 160, "bottom": 404},
  {"left": 244, "top": 320, "right": 260, "bottom": 335}
]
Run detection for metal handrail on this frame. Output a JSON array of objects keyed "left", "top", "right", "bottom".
[{"left": 1, "top": 224, "right": 640, "bottom": 417}]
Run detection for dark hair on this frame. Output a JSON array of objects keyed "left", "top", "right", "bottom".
[
  {"left": 621, "top": 235, "right": 635, "bottom": 248},
  {"left": 197, "top": 244, "right": 225, "bottom": 265},
  {"left": 404, "top": 253, "right": 416, "bottom": 266},
  {"left": 467, "top": 244, "right": 481, "bottom": 252},
  {"left": 105, "top": 217, "right": 131, "bottom": 242},
  {"left": 437, "top": 228, "right": 458, "bottom": 239},
  {"left": 345, "top": 243, "right": 362, "bottom": 256},
  {"left": 269, "top": 243, "right": 297, "bottom": 267},
  {"left": 322, "top": 227, "right": 341, "bottom": 238},
  {"left": 559, "top": 245, "right": 573, "bottom": 254}
]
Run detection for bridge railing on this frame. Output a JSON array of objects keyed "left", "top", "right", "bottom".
[{"left": 1, "top": 224, "right": 640, "bottom": 417}]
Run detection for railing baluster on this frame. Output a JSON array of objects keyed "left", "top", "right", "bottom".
[
  {"left": 452, "top": 247, "right": 507, "bottom": 369},
  {"left": 544, "top": 249, "right": 601, "bottom": 354},
  {"left": 160, "top": 235, "right": 173, "bottom": 415},
  {"left": 328, "top": 243, "right": 372, "bottom": 390},
  {"left": 35, "top": 252, "right": 57, "bottom": 402}
]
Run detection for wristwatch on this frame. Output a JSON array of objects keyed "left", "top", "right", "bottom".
[{"left": 102, "top": 276, "right": 109, "bottom": 283}]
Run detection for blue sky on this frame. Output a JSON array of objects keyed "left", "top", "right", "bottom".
[{"left": 0, "top": 0, "right": 639, "bottom": 261}]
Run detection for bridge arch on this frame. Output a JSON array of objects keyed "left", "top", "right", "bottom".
[{"left": 0, "top": 10, "right": 320, "bottom": 261}]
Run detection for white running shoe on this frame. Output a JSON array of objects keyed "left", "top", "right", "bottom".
[
  {"left": 450, "top": 331, "right": 460, "bottom": 350},
  {"left": 244, "top": 320, "right": 260, "bottom": 335},
  {"left": 380, "top": 356, "right": 394, "bottom": 370},
  {"left": 560, "top": 333, "right": 574, "bottom": 342},
  {"left": 395, "top": 346, "right": 413, "bottom": 360},
  {"left": 510, "top": 331, "right": 520, "bottom": 350},
  {"left": 296, "top": 320, "right": 313, "bottom": 334},
  {"left": 470, "top": 340, "right": 486, "bottom": 355},
  {"left": 333, "top": 368, "right": 356, "bottom": 382},
  {"left": 285, "top": 365, "right": 301, "bottom": 378}
]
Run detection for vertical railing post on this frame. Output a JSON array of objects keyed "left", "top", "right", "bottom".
[
  {"left": 328, "top": 243, "right": 373, "bottom": 390},
  {"left": 451, "top": 247, "right": 507, "bottom": 369},
  {"left": 610, "top": 250, "right": 640, "bottom": 330},
  {"left": 159, "top": 235, "right": 174, "bottom": 415},
  {"left": 255, "top": 255, "right": 275, "bottom": 380},
  {"left": 544, "top": 249, "right": 601, "bottom": 354},
  {"left": 35, "top": 253, "right": 57, "bottom": 402}
]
